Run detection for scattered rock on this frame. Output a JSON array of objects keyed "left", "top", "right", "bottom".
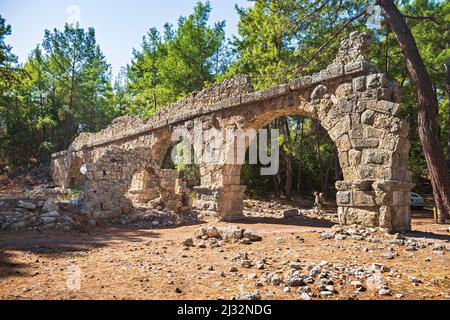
[
  {"left": 255, "top": 261, "right": 265, "bottom": 270},
  {"left": 284, "top": 274, "right": 306, "bottom": 287},
  {"left": 320, "top": 232, "right": 334, "bottom": 240},
  {"left": 299, "top": 292, "right": 312, "bottom": 300},
  {"left": 289, "top": 262, "right": 302, "bottom": 270},
  {"left": 283, "top": 208, "right": 299, "bottom": 218},
  {"left": 409, "top": 276, "right": 421, "bottom": 284},
  {"left": 382, "top": 252, "right": 396, "bottom": 260},
  {"left": 17, "top": 200, "right": 36, "bottom": 210},
  {"left": 41, "top": 211, "right": 59, "bottom": 218},
  {"left": 371, "top": 263, "right": 390, "bottom": 273},
  {"left": 193, "top": 225, "right": 262, "bottom": 244},
  {"left": 182, "top": 238, "right": 194, "bottom": 247},
  {"left": 229, "top": 266, "right": 238, "bottom": 273},
  {"left": 235, "top": 291, "right": 261, "bottom": 301},
  {"left": 206, "top": 226, "right": 220, "bottom": 238},
  {"left": 271, "top": 275, "right": 282, "bottom": 285},
  {"left": 320, "top": 291, "right": 334, "bottom": 297},
  {"left": 378, "top": 288, "right": 392, "bottom": 296},
  {"left": 242, "top": 229, "right": 262, "bottom": 242},
  {"left": 42, "top": 199, "right": 58, "bottom": 212}
]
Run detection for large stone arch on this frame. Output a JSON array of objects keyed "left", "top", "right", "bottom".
[
  {"left": 191, "top": 33, "right": 412, "bottom": 231},
  {"left": 52, "top": 32, "right": 413, "bottom": 232}
]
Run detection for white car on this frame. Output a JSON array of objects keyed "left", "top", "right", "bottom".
[{"left": 410, "top": 192, "right": 425, "bottom": 209}]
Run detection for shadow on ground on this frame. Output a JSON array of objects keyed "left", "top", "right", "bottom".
[
  {"left": 0, "top": 226, "right": 167, "bottom": 279},
  {"left": 240, "top": 214, "right": 336, "bottom": 228}
]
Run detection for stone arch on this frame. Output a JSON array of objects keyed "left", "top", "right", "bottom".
[
  {"left": 67, "top": 156, "right": 84, "bottom": 189},
  {"left": 53, "top": 32, "right": 413, "bottom": 232},
  {"left": 193, "top": 46, "right": 412, "bottom": 231}
]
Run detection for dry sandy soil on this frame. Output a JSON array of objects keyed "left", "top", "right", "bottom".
[{"left": 0, "top": 202, "right": 449, "bottom": 300}]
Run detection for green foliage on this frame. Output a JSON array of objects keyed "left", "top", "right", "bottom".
[
  {"left": 124, "top": 1, "right": 227, "bottom": 118},
  {"left": 224, "top": 0, "right": 367, "bottom": 90},
  {"left": 369, "top": 0, "right": 450, "bottom": 183},
  {"left": 230, "top": 0, "right": 450, "bottom": 196},
  {"left": 0, "top": 22, "right": 120, "bottom": 166},
  {"left": 1, "top": 0, "right": 449, "bottom": 199}
]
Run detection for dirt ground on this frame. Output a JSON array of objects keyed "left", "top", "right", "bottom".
[{"left": 0, "top": 204, "right": 449, "bottom": 300}]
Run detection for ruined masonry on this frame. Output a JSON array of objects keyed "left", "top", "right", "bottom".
[{"left": 51, "top": 32, "right": 413, "bottom": 232}]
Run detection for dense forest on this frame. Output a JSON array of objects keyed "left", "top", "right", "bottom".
[{"left": 0, "top": 0, "right": 449, "bottom": 200}]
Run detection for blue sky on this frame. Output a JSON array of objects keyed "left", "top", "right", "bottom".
[{"left": 0, "top": 0, "right": 252, "bottom": 78}]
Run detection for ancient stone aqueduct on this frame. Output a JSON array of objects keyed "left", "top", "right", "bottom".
[{"left": 51, "top": 32, "right": 413, "bottom": 232}]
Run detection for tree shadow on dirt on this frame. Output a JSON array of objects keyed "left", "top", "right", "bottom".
[
  {"left": 0, "top": 250, "right": 28, "bottom": 279},
  {"left": 239, "top": 215, "right": 336, "bottom": 228},
  {"left": 0, "top": 226, "right": 170, "bottom": 279},
  {"left": 405, "top": 230, "right": 450, "bottom": 242}
]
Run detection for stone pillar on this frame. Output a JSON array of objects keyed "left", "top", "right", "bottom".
[
  {"left": 193, "top": 185, "right": 246, "bottom": 221},
  {"left": 193, "top": 164, "right": 246, "bottom": 221},
  {"left": 336, "top": 180, "right": 413, "bottom": 232}
]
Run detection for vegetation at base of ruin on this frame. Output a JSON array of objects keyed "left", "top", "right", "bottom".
[{"left": 0, "top": 1, "right": 449, "bottom": 200}]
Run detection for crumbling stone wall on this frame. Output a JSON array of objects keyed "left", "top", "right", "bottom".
[
  {"left": 52, "top": 32, "right": 413, "bottom": 232},
  {"left": 82, "top": 147, "right": 183, "bottom": 220},
  {"left": 0, "top": 197, "right": 80, "bottom": 231}
]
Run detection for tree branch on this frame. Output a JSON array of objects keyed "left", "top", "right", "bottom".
[
  {"left": 403, "top": 14, "right": 440, "bottom": 25},
  {"left": 294, "top": 8, "right": 368, "bottom": 75}
]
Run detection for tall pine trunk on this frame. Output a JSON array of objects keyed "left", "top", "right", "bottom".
[
  {"left": 444, "top": 64, "right": 450, "bottom": 169},
  {"left": 377, "top": 0, "right": 450, "bottom": 223}
]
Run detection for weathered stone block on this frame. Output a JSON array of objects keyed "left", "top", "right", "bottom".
[
  {"left": 365, "top": 127, "right": 385, "bottom": 139},
  {"left": 320, "top": 64, "right": 344, "bottom": 80},
  {"left": 351, "top": 112, "right": 361, "bottom": 125},
  {"left": 344, "top": 61, "right": 371, "bottom": 75},
  {"left": 361, "top": 109, "right": 375, "bottom": 125},
  {"left": 352, "top": 76, "right": 366, "bottom": 92},
  {"left": 328, "top": 116, "right": 351, "bottom": 140},
  {"left": 336, "top": 191, "right": 352, "bottom": 205},
  {"left": 311, "top": 84, "right": 328, "bottom": 101},
  {"left": 289, "top": 76, "right": 312, "bottom": 90},
  {"left": 340, "top": 207, "right": 379, "bottom": 227},
  {"left": 338, "top": 151, "right": 349, "bottom": 167},
  {"left": 362, "top": 149, "right": 390, "bottom": 165},
  {"left": 352, "top": 179, "right": 373, "bottom": 190},
  {"left": 348, "top": 149, "right": 362, "bottom": 166},
  {"left": 367, "top": 100, "right": 400, "bottom": 116},
  {"left": 335, "top": 83, "right": 353, "bottom": 99},
  {"left": 335, "top": 181, "right": 352, "bottom": 191},
  {"left": 379, "top": 206, "right": 393, "bottom": 229},
  {"left": 322, "top": 99, "right": 353, "bottom": 129},
  {"left": 352, "top": 191, "right": 375, "bottom": 206},
  {"left": 375, "top": 191, "right": 391, "bottom": 206},
  {"left": 349, "top": 125, "right": 365, "bottom": 139},
  {"left": 336, "top": 134, "right": 352, "bottom": 152},
  {"left": 311, "top": 72, "right": 322, "bottom": 84},
  {"left": 366, "top": 73, "right": 388, "bottom": 88},
  {"left": 358, "top": 165, "right": 378, "bottom": 179},
  {"left": 351, "top": 138, "right": 379, "bottom": 149}
]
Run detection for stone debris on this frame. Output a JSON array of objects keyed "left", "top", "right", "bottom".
[
  {"left": 299, "top": 292, "right": 312, "bottom": 300},
  {"left": 42, "top": 199, "right": 59, "bottom": 212},
  {"left": 0, "top": 196, "right": 80, "bottom": 231},
  {"left": 234, "top": 291, "right": 261, "bottom": 301},
  {"left": 283, "top": 208, "right": 299, "bottom": 218},
  {"left": 193, "top": 225, "right": 262, "bottom": 244},
  {"left": 317, "top": 224, "right": 449, "bottom": 253}
]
